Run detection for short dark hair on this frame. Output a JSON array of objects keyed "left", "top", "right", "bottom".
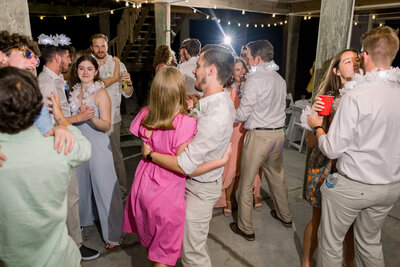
[
  {"left": 40, "top": 44, "right": 74, "bottom": 65},
  {"left": 89, "top": 33, "right": 109, "bottom": 46},
  {"left": 180, "top": 38, "right": 201, "bottom": 57},
  {"left": 0, "top": 67, "right": 43, "bottom": 134},
  {"left": 361, "top": 26, "right": 399, "bottom": 66},
  {"left": 246, "top": 40, "right": 274, "bottom": 62},
  {"left": 0, "top": 30, "right": 41, "bottom": 57},
  {"left": 70, "top": 55, "right": 100, "bottom": 87},
  {"left": 201, "top": 45, "right": 234, "bottom": 86}
]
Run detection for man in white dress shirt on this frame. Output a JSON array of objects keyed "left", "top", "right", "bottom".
[
  {"left": 38, "top": 36, "right": 100, "bottom": 260},
  {"left": 308, "top": 26, "right": 400, "bottom": 267},
  {"left": 178, "top": 38, "right": 202, "bottom": 96},
  {"left": 231, "top": 40, "right": 292, "bottom": 241},
  {"left": 142, "top": 45, "right": 235, "bottom": 267},
  {"left": 90, "top": 34, "right": 133, "bottom": 197}
]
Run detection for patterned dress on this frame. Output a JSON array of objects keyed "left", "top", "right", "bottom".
[{"left": 304, "top": 97, "right": 338, "bottom": 208}]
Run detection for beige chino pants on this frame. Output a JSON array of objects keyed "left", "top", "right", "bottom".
[
  {"left": 237, "top": 129, "right": 291, "bottom": 235},
  {"left": 66, "top": 169, "right": 82, "bottom": 244},
  {"left": 317, "top": 174, "right": 400, "bottom": 267}
]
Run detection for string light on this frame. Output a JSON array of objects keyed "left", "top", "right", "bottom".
[
  {"left": 193, "top": 9, "right": 196, "bottom": 13},
  {"left": 308, "top": 16, "right": 311, "bottom": 19},
  {"left": 64, "top": 16, "right": 67, "bottom": 20},
  {"left": 254, "top": 24, "right": 257, "bottom": 28},
  {"left": 40, "top": 16, "right": 44, "bottom": 20},
  {"left": 110, "top": 10, "right": 114, "bottom": 14},
  {"left": 238, "top": 22, "right": 241, "bottom": 27},
  {"left": 206, "top": 15, "right": 210, "bottom": 19},
  {"left": 372, "top": 14, "right": 376, "bottom": 19},
  {"left": 213, "top": 4, "right": 216, "bottom": 9},
  {"left": 125, "top": 1, "right": 129, "bottom": 7},
  {"left": 86, "top": 14, "right": 90, "bottom": 18},
  {"left": 379, "top": 23, "right": 383, "bottom": 26},
  {"left": 116, "top": 0, "right": 119, "bottom": 2},
  {"left": 268, "top": 24, "right": 271, "bottom": 27},
  {"left": 272, "top": 13, "right": 276, "bottom": 18},
  {"left": 284, "top": 20, "right": 287, "bottom": 24},
  {"left": 138, "top": 3, "right": 141, "bottom": 7},
  {"left": 274, "top": 23, "right": 277, "bottom": 26},
  {"left": 242, "top": 10, "right": 245, "bottom": 15},
  {"left": 133, "top": 3, "right": 136, "bottom": 8},
  {"left": 246, "top": 23, "right": 249, "bottom": 28},
  {"left": 261, "top": 24, "right": 264, "bottom": 28},
  {"left": 228, "top": 21, "right": 231, "bottom": 25},
  {"left": 217, "top": 19, "right": 221, "bottom": 23},
  {"left": 280, "top": 21, "right": 283, "bottom": 25},
  {"left": 354, "top": 21, "right": 358, "bottom": 25},
  {"left": 304, "top": 16, "right": 307, "bottom": 20}
]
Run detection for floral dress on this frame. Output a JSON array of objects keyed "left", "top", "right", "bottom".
[{"left": 304, "top": 97, "right": 338, "bottom": 208}]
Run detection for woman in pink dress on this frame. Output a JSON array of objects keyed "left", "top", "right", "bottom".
[
  {"left": 123, "top": 67, "right": 230, "bottom": 267},
  {"left": 215, "top": 57, "right": 263, "bottom": 215}
]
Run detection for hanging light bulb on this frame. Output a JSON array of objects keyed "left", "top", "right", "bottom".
[
  {"left": 246, "top": 24, "right": 249, "bottom": 28},
  {"left": 64, "top": 16, "right": 67, "bottom": 20},
  {"left": 308, "top": 16, "right": 311, "bottom": 19},
  {"left": 261, "top": 24, "right": 264, "bottom": 28},
  {"left": 304, "top": 16, "right": 307, "bottom": 20},
  {"left": 238, "top": 22, "right": 241, "bottom": 27},
  {"left": 133, "top": 3, "right": 136, "bottom": 8},
  {"left": 242, "top": 10, "right": 245, "bottom": 15},
  {"left": 138, "top": 3, "right": 142, "bottom": 7},
  {"left": 228, "top": 21, "right": 231, "bottom": 25},
  {"left": 354, "top": 21, "right": 358, "bottom": 26},
  {"left": 379, "top": 23, "right": 383, "bottom": 26},
  {"left": 284, "top": 20, "right": 287, "bottom": 24},
  {"left": 280, "top": 21, "right": 283, "bottom": 25},
  {"left": 125, "top": 1, "right": 129, "bottom": 7},
  {"left": 40, "top": 16, "right": 44, "bottom": 20},
  {"left": 254, "top": 24, "right": 258, "bottom": 28},
  {"left": 206, "top": 15, "right": 210, "bottom": 19},
  {"left": 217, "top": 19, "right": 221, "bottom": 23},
  {"left": 268, "top": 24, "right": 271, "bottom": 27},
  {"left": 372, "top": 14, "right": 376, "bottom": 19},
  {"left": 193, "top": 9, "right": 196, "bottom": 13},
  {"left": 86, "top": 14, "right": 90, "bottom": 18},
  {"left": 274, "top": 23, "right": 277, "bottom": 26},
  {"left": 213, "top": 4, "right": 216, "bottom": 9},
  {"left": 116, "top": 0, "right": 120, "bottom": 2},
  {"left": 110, "top": 10, "right": 114, "bottom": 14},
  {"left": 272, "top": 13, "right": 276, "bottom": 18}
]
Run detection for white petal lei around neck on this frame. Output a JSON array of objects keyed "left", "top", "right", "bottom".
[{"left": 69, "top": 81, "right": 103, "bottom": 115}]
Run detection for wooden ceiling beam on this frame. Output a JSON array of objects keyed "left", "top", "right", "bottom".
[
  {"left": 28, "top": 3, "right": 108, "bottom": 15},
  {"left": 172, "top": 0, "right": 290, "bottom": 15}
]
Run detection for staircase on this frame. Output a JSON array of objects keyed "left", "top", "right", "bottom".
[{"left": 109, "top": 5, "right": 187, "bottom": 73}]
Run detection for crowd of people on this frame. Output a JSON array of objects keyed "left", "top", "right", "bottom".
[{"left": 0, "top": 24, "right": 399, "bottom": 267}]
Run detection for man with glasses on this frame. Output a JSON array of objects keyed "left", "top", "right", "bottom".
[
  {"left": 308, "top": 26, "right": 400, "bottom": 267},
  {"left": 0, "top": 30, "right": 75, "bottom": 163}
]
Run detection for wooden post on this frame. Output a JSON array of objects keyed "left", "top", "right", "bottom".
[
  {"left": 154, "top": 2, "right": 171, "bottom": 47},
  {"left": 0, "top": 0, "right": 31, "bottom": 37},
  {"left": 284, "top": 15, "right": 301, "bottom": 96}
]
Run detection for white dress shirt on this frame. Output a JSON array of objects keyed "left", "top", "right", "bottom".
[
  {"left": 177, "top": 90, "right": 234, "bottom": 182},
  {"left": 98, "top": 54, "right": 132, "bottom": 125},
  {"left": 38, "top": 66, "right": 70, "bottom": 121},
  {"left": 318, "top": 68, "right": 400, "bottom": 184},
  {"left": 235, "top": 61, "right": 286, "bottom": 130},
  {"left": 178, "top": 56, "right": 203, "bottom": 96}
]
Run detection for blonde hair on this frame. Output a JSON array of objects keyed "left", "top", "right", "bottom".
[
  {"left": 361, "top": 26, "right": 399, "bottom": 66},
  {"left": 142, "top": 67, "right": 188, "bottom": 129}
]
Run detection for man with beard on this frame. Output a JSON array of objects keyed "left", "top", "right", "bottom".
[
  {"left": 90, "top": 33, "right": 133, "bottom": 198},
  {"left": 142, "top": 45, "right": 235, "bottom": 266},
  {"left": 38, "top": 33, "right": 100, "bottom": 261}
]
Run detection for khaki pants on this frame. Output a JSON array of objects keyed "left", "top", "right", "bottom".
[
  {"left": 181, "top": 178, "right": 222, "bottom": 267},
  {"left": 237, "top": 129, "right": 291, "bottom": 234},
  {"left": 67, "top": 169, "right": 82, "bottom": 244},
  {"left": 108, "top": 122, "right": 128, "bottom": 196},
  {"left": 317, "top": 174, "right": 400, "bottom": 267}
]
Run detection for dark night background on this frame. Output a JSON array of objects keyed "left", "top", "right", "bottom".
[{"left": 29, "top": 8, "right": 400, "bottom": 104}]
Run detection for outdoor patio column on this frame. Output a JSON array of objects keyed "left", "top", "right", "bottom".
[
  {"left": 0, "top": 0, "right": 32, "bottom": 36},
  {"left": 312, "top": 0, "right": 354, "bottom": 96},
  {"left": 285, "top": 15, "right": 301, "bottom": 97},
  {"left": 154, "top": 2, "right": 171, "bottom": 47}
]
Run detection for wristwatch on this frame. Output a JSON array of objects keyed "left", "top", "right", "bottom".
[
  {"left": 146, "top": 151, "right": 153, "bottom": 162},
  {"left": 313, "top": 126, "right": 323, "bottom": 135}
]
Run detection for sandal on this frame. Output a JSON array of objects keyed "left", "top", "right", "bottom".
[
  {"left": 254, "top": 197, "right": 262, "bottom": 211},
  {"left": 223, "top": 201, "right": 232, "bottom": 216},
  {"left": 105, "top": 243, "right": 120, "bottom": 249},
  {"left": 270, "top": 210, "right": 292, "bottom": 227}
]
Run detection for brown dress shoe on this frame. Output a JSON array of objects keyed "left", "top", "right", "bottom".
[{"left": 230, "top": 222, "right": 255, "bottom": 241}]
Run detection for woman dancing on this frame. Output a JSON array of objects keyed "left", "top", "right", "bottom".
[
  {"left": 302, "top": 49, "right": 361, "bottom": 267},
  {"left": 68, "top": 55, "right": 123, "bottom": 249}
]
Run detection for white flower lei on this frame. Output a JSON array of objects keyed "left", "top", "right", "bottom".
[
  {"left": 69, "top": 81, "right": 103, "bottom": 115},
  {"left": 38, "top": 33, "right": 71, "bottom": 46},
  {"left": 246, "top": 60, "right": 279, "bottom": 79}
]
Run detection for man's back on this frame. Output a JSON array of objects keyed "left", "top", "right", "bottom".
[{"left": 0, "top": 126, "right": 91, "bottom": 267}]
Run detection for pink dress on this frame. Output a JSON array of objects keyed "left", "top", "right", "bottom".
[
  {"left": 122, "top": 108, "right": 197, "bottom": 266},
  {"left": 215, "top": 88, "right": 262, "bottom": 208}
]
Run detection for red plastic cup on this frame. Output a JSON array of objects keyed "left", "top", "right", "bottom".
[{"left": 318, "top": 95, "right": 334, "bottom": 116}]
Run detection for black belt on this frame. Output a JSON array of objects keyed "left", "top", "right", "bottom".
[
  {"left": 254, "top": 127, "right": 284, "bottom": 130},
  {"left": 186, "top": 176, "right": 218, "bottom": 183}
]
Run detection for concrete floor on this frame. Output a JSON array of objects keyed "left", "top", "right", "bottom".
[{"left": 81, "top": 98, "right": 400, "bottom": 267}]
